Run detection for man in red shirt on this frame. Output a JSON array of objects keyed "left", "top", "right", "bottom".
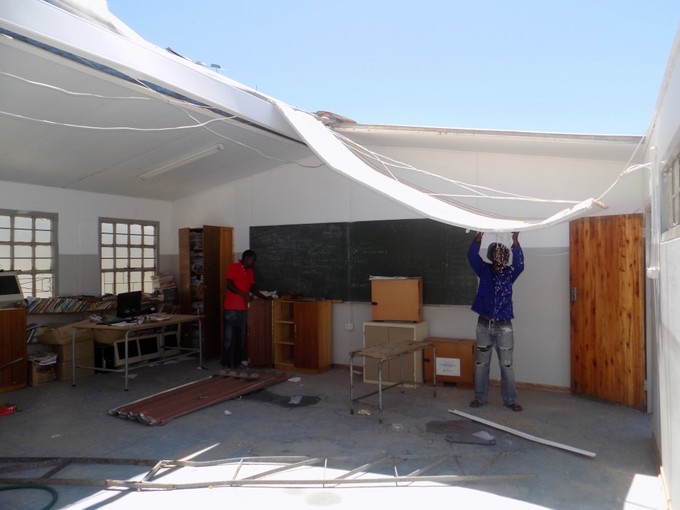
[{"left": 221, "top": 250, "right": 271, "bottom": 372}]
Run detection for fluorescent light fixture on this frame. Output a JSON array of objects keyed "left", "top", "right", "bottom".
[{"left": 139, "top": 143, "right": 224, "bottom": 180}]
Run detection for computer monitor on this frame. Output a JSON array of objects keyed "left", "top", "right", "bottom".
[
  {"left": 116, "top": 290, "right": 142, "bottom": 318},
  {"left": 0, "top": 271, "right": 24, "bottom": 309}
]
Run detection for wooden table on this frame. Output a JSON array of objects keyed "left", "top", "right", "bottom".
[
  {"left": 70, "top": 314, "right": 204, "bottom": 391},
  {"left": 349, "top": 341, "right": 436, "bottom": 423}
]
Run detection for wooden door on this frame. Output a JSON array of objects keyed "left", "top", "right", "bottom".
[{"left": 569, "top": 214, "right": 645, "bottom": 409}]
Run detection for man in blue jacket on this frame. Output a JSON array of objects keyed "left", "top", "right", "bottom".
[{"left": 467, "top": 231, "right": 524, "bottom": 411}]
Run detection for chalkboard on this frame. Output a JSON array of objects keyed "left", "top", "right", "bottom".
[
  {"left": 250, "top": 219, "right": 478, "bottom": 305},
  {"left": 250, "top": 222, "right": 349, "bottom": 300},
  {"left": 349, "top": 219, "right": 477, "bottom": 304}
]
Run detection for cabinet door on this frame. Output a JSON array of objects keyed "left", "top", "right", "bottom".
[
  {"left": 0, "top": 308, "right": 27, "bottom": 391},
  {"left": 247, "top": 299, "right": 272, "bottom": 367},
  {"left": 293, "top": 301, "right": 320, "bottom": 369},
  {"left": 385, "top": 327, "right": 417, "bottom": 382},
  {"left": 363, "top": 325, "right": 389, "bottom": 381},
  {"left": 362, "top": 322, "right": 427, "bottom": 385}
]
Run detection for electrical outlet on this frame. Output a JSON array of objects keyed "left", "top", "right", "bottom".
[{"left": 344, "top": 321, "right": 354, "bottom": 331}]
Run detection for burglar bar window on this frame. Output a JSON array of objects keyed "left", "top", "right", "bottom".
[
  {"left": 0, "top": 209, "right": 57, "bottom": 298},
  {"left": 665, "top": 153, "right": 680, "bottom": 230},
  {"left": 100, "top": 218, "right": 158, "bottom": 295}
]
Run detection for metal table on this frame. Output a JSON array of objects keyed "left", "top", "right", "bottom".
[
  {"left": 70, "top": 314, "right": 204, "bottom": 391},
  {"left": 349, "top": 341, "right": 436, "bottom": 423}
]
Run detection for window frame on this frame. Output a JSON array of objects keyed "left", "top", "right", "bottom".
[
  {"left": 0, "top": 209, "right": 58, "bottom": 298},
  {"left": 99, "top": 218, "right": 159, "bottom": 295},
  {"left": 665, "top": 153, "right": 680, "bottom": 230}
]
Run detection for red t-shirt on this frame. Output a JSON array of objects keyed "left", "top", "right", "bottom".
[{"left": 223, "top": 260, "right": 255, "bottom": 311}]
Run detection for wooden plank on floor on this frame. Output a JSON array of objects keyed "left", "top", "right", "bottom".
[{"left": 109, "top": 370, "right": 288, "bottom": 425}]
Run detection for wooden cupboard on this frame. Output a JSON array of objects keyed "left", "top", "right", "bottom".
[
  {"left": 0, "top": 307, "right": 27, "bottom": 392},
  {"left": 178, "top": 226, "right": 233, "bottom": 359},
  {"left": 272, "top": 300, "right": 332, "bottom": 372},
  {"left": 422, "top": 337, "right": 475, "bottom": 385}
]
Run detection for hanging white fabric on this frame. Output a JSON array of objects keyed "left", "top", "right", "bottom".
[{"left": 274, "top": 101, "right": 602, "bottom": 233}]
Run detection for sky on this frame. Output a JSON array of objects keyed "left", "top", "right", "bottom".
[{"left": 106, "top": 1, "right": 679, "bottom": 135}]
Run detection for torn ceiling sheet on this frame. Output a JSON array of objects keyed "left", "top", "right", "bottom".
[{"left": 274, "top": 102, "right": 603, "bottom": 233}]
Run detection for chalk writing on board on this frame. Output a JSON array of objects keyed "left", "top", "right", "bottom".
[{"left": 250, "top": 219, "right": 477, "bottom": 305}]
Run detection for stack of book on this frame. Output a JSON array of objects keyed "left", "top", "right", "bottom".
[
  {"left": 152, "top": 273, "right": 177, "bottom": 303},
  {"left": 25, "top": 296, "right": 115, "bottom": 314},
  {"left": 30, "top": 351, "right": 57, "bottom": 366}
]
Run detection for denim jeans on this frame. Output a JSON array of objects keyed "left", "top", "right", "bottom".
[
  {"left": 222, "top": 309, "right": 247, "bottom": 368},
  {"left": 473, "top": 317, "right": 518, "bottom": 405}
]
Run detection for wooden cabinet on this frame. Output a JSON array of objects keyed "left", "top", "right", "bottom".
[
  {"left": 422, "top": 337, "right": 475, "bottom": 385},
  {"left": 362, "top": 321, "right": 428, "bottom": 385},
  {"left": 0, "top": 307, "right": 27, "bottom": 392},
  {"left": 179, "top": 226, "right": 233, "bottom": 359},
  {"left": 272, "top": 300, "right": 332, "bottom": 372},
  {"left": 246, "top": 298, "right": 273, "bottom": 367}
]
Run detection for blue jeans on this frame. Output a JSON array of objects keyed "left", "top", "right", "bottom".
[
  {"left": 473, "top": 317, "right": 518, "bottom": 405},
  {"left": 222, "top": 309, "right": 247, "bottom": 368}
]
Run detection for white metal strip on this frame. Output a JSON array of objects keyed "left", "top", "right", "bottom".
[{"left": 450, "top": 409, "right": 596, "bottom": 458}]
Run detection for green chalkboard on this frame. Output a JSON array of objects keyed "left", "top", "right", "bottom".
[
  {"left": 250, "top": 222, "right": 349, "bottom": 300},
  {"left": 250, "top": 219, "right": 477, "bottom": 305},
  {"left": 349, "top": 219, "right": 477, "bottom": 304}
]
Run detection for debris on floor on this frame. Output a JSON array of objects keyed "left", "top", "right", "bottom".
[{"left": 108, "top": 370, "right": 288, "bottom": 425}]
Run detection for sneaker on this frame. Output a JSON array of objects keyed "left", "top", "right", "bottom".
[{"left": 240, "top": 360, "right": 249, "bottom": 368}]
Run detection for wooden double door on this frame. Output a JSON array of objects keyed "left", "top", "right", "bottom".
[{"left": 569, "top": 214, "right": 646, "bottom": 410}]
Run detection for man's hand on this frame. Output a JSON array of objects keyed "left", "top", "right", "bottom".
[
  {"left": 512, "top": 231, "right": 520, "bottom": 245},
  {"left": 475, "top": 232, "right": 484, "bottom": 243}
]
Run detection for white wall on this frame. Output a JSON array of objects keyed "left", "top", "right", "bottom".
[
  {"left": 0, "top": 180, "right": 173, "bottom": 295},
  {"left": 0, "top": 134, "right": 648, "bottom": 392},
  {"left": 167, "top": 144, "right": 642, "bottom": 389},
  {"left": 646, "top": 28, "right": 680, "bottom": 509}
]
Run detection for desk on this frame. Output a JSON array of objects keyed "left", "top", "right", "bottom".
[
  {"left": 70, "top": 314, "right": 204, "bottom": 391},
  {"left": 349, "top": 341, "right": 436, "bottom": 423}
]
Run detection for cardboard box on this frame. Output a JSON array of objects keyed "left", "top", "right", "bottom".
[
  {"left": 55, "top": 357, "right": 95, "bottom": 381},
  {"left": 371, "top": 277, "right": 423, "bottom": 322},
  {"left": 423, "top": 338, "right": 475, "bottom": 385},
  {"left": 51, "top": 340, "right": 94, "bottom": 364},
  {"left": 37, "top": 321, "right": 96, "bottom": 381},
  {"left": 38, "top": 322, "right": 94, "bottom": 345},
  {"left": 93, "top": 329, "right": 125, "bottom": 344},
  {"left": 27, "top": 363, "right": 56, "bottom": 387}
]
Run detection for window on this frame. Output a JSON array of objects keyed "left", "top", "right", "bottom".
[
  {"left": 0, "top": 210, "right": 57, "bottom": 298},
  {"left": 100, "top": 219, "right": 158, "bottom": 295},
  {"left": 665, "top": 152, "right": 680, "bottom": 230}
]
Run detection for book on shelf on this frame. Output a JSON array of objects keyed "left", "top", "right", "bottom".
[
  {"left": 152, "top": 273, "right": 176, "bottom": 290},
  {"left": 25, "top": 296, "right": 115, "bottom": 314}
]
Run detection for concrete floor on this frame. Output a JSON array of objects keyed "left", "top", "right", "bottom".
[{"left": 0, "top": 356, "right": 667, "bottom": 510}]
